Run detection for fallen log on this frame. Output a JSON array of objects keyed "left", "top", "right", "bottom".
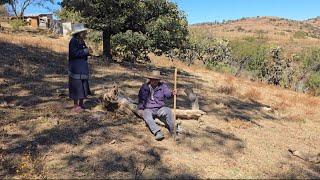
[
  {"left": 175, "top": 109, "right": 206, "bottom": 119},
  {"left": 96, "top": 85, "right": 206, "bottom": 120}
]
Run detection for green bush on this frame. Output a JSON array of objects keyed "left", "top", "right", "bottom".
[
  {"left": 293, "top": 31, "right": 308, "bottom": 39},
  {"left": 86, "top": 30, "right": 103, "bottom": 56},
  {"left": 207, "top": 61, "right": 237, "bottom": 74},
  {"left": 243, "top": 36, "right": 256, "bottom": 42},
  {"left": 55, "top": 8, "right": 82, "bottom": 23},
  {"left": 111, "top": 30, "right": 151, "bottom": 62},
  {"left": 230, "top": 40, "right": 269, "bottom": 79},
  {"left": 300, "top": 47, "right": 320, "bottom": 69},
  {"left": 307, "top": 72, "right": 320, "bottom": 96},
  {"left": 87, "top": 30, "right": 102, "bottom": 43},
  {"left": 10, "top": 19, "right": 25, "bottom": 31},
  {"left": 296, "top": 47, "right": 320, "bottom": 95}
]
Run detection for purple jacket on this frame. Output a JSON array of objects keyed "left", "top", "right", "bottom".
[{"left": 138, "top": 82, "right": 173, "bottom": 110}]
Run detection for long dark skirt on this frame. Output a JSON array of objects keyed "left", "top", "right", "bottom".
[{"left": 68, "top": 77, "right": 91, "bottom": 100}]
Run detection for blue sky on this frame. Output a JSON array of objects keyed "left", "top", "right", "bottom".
[
  {"left": 23, "top": 0, "right": 320, "bottom": 24},
  {"left": 173, "top": 0, "right": 320, "bottom": 24},
  {"left": 24, "top": 0, "right": 61, "bottom": 15}
]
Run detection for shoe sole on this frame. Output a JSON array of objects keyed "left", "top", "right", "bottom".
[{"left": 155, "top": 136, "right": 164, "bottom": 141}]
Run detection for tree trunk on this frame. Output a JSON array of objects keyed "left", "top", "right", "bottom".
[{"left": 103, "top": 30, "right": 112, "bottom": 61}]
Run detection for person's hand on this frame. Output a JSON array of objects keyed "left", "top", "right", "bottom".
[{"left": 172, "top": 89, "right": 177, "bottom": 96}]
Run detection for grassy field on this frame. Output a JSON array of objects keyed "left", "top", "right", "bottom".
[{"left": 0, "top": 30, "right": 320, "bottom": 179}]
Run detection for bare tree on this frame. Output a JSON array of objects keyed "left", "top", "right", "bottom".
[{"left": 4, "top": 0, "right": 53, "bottom": 18}]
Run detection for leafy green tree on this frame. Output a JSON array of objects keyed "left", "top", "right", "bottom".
[
  {"left": 61, "top": 0, "right": 188, "bottom": 61},
  {"left": 112, "top": 30, "right": 151, "bottom": 62},
  {"left": 55, "top": 7, "right": 82, "bottom": 23},
  {"left": 231, "top": 39, "right": 269, "bottom": 79}
]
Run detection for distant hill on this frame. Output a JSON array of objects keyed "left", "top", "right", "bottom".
[
  {"left": 305, "top": 16, "right": 320, "bottom": 27},
  {"left": 189, "top": 16, "right": 320, "bottom": 53}
]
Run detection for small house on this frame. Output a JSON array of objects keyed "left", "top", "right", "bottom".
[{"left": 11, "top": 13, "right": 53, "bottom": 29}]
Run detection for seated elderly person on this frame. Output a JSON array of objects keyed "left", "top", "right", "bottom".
[{"left": 138, "top": 70, "right": 176, "bottom": 141}]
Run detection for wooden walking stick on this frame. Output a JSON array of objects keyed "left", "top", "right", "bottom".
[{"left": 173, "top": 67, "right": 178, "bottom": 141}]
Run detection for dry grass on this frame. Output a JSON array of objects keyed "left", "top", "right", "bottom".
[
  {"left": 216, "top": 85, "right": 236, "bottom": 95},
  {"left": 227, "top": 118, "right": 254, "bottom": 129},
  {"left": 284, "top": 114, "right": 306, "bottom": 122},
  {"left": 241, "top": 88, "right": 262, "bottom": 101},
  {"left": 273, "top": 101, "right": 291, "bottom": 111},
  {"left": 0, "top": 31, "right": 68, "bottom": 53}
]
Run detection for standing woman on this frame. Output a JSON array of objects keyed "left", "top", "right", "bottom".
[{"left": 68, "top": 24, "right": 92, "bottom": 112}]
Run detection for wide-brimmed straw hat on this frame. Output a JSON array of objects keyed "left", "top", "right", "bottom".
[
  {"left": 147, "top": 70, "right": 161, "bottom": 80},
  {"left": 71, "top": 23, "right": 88, "bottom": 35}
]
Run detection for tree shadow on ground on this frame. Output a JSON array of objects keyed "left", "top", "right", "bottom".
[
  {"left": 1, "top": 108, "right": 199, "bottom": 178},
  {"left": 0, "top": 40, "right": 68, "bottom": 126},
  {"left": 63, "top": 147, "right": 199, "bottom": 179},
  {"left": 177, "top": 125, "right": 245, "bottom": 158},
  {"left": 272, "top": 160, "right": 320, "bottom": 179},
  {"left": 199, "top": 95, "right": 277, "bottom": 125}
]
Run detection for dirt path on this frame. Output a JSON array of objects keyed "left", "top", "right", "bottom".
[{"left": 1, "top": 33, "right": 320, "bottom": 178}]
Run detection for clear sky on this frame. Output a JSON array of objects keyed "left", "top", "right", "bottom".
[
  {"left": 23, "top": 0, "right": 320, "bottom": 24},
  {"left": 172, "top": 0, "right": 320, "bottom": 24},
  {"left": 24, "top": 0, "right": 61, "bottom": 15}
]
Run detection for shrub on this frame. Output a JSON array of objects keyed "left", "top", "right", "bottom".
[
  {"left": 207, "top": 61, "right": 237, "bottom": 74},
  {"left": 55, "top": 8, "right": 82, "bottom": 23},
  {"left": 293, "top": 47, "right": 320, "bottom": 93},
  {"left": 300, "top": 47, "right": 320, "bottom": 70},
  {"left": 86, "top": 30, "right": 103, "bottom": 56},
  {"left": 293, "top": 31, "right": 308, "bottom": 39},
  {"left": 307, "top": 72, "right": 320, "bottom": 96},
  {"left": 10, "top": 19, "right": 25, "bottom": 31},
  {"left": 300, "top": 48, "right": 320, "bottom": 95},
  {"left": 204, "top": 39, "right": 232, "bottom": 66},
  {"left": 87, "top": 30, "right": 102, "bottom": 43},
  {"left": 216, "top": 85, "right": 236, "bottom": 95},
  {"left": 242, "top": 88, "right": 261, "bottom": 101},
  {"left": 230, "top": 40, "right": 269, "bottom": 79},
  {"left": 243, "top": 36, "right": 256, "bottom": 42}
]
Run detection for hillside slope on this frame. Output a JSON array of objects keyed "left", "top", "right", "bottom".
[
  {"left": 306, "top": 17, "right": 320, "bottom": 27},
  {"left": 190, "top": 16, "right": 320, "bottom": 53},
  {"left": 0, "top": 32, "right": 320, "bottom": 178}
]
